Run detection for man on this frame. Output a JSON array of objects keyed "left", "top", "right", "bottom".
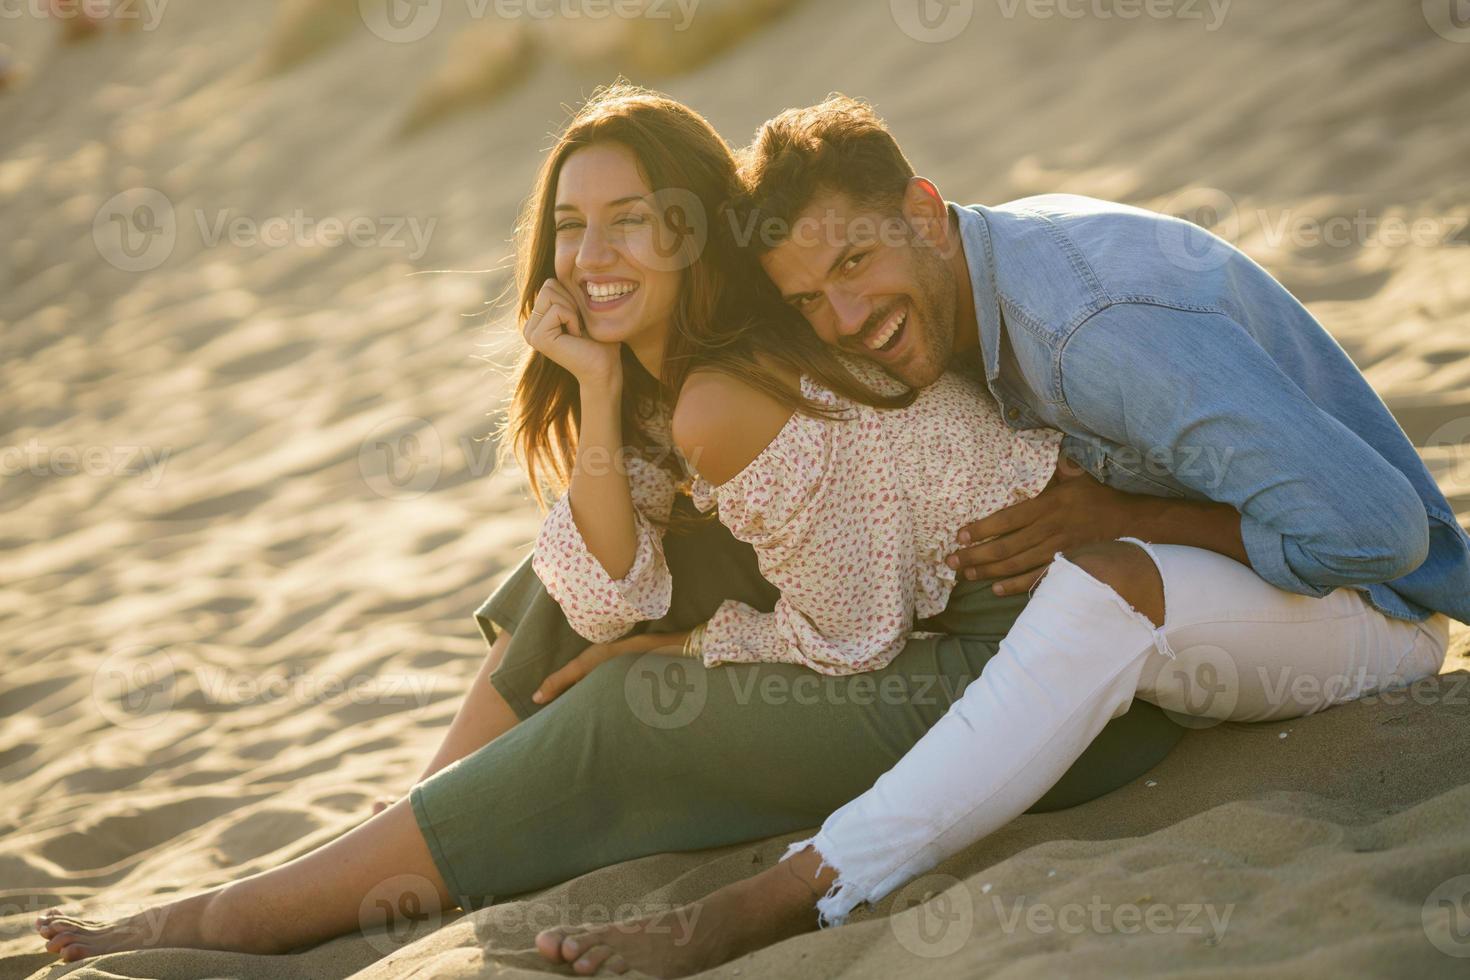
[{"left": 535, "top": 95, "right": 1469, "bottom": 976}]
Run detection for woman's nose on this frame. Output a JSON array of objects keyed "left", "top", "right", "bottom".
[{"left": 576, "top": 225, "right": 617, "bottom": 270}]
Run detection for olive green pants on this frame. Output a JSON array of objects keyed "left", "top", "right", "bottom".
[{"left": 411, "top": 506, "right": 1184, "bottom": 906}]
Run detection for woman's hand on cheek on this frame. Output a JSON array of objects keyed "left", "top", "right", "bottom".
[
  {"left": 523, "top": 278, "right": 623, "bottom": 390},
  {"left": 531, "top": 630, "right": 691, "bottom": 706}
]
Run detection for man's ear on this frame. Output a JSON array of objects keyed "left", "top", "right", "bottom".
[{"left": 902, "top": 176, "right": 952, "bottom": 251}]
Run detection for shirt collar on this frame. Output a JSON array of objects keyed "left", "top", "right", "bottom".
[{"left": 950, "top": 201, "right": 1003, "bottom": 383}]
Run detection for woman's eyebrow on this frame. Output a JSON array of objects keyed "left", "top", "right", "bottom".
[{"left": 553, "top": 195, "right": 646, "bottom": 212}]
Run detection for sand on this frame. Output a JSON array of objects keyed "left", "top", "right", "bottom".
[{"left": 1, "top": 0, "right": 1468, "bottom": 976}]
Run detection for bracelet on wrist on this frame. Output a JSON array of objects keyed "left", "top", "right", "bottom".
[{"left": 681, "top": 623, "right": 706, "bottom": 660}]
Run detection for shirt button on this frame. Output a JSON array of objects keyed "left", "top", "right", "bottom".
[{"left": 1006, "top": 407, "right": 1021, "bottom": 421}]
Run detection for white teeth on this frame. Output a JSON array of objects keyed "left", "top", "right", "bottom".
[
  {"left": 866, "top": 310, "right": 907, "bottom": 350},
  {"left": 586, "top": 281, "right": 638, "bottom": 301}
]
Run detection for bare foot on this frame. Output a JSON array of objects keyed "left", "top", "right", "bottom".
[
  {"left": 371, "top": 796, "right": 395, "bottom": 817},
  {"left": 34, "top": 886, "right": 275, "bottom": 962},
  {"left": 535, "top": 848, "right": 835, "bottom": 977}
]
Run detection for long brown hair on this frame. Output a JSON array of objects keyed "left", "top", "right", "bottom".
[{"left": 502, "top": 82, "right": 915, "bottom": 509}]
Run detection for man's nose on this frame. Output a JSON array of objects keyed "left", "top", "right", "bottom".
[{"left": 827, "top": 287, "right": 869, "bottom": 339}]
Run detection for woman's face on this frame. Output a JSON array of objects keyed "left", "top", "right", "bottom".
[{"left": 552, "top": 142, "right": 681, "bottom": 354}]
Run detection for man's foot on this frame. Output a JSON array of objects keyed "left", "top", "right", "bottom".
[
  {"left": 34, "top": 886, "right": 273, "bottom": 962},
  {"left": 535, "top": 847, "right": 836, "bottom": 977}
]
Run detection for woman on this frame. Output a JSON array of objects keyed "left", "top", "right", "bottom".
[{"left": 34, "top": 84, "right": 1183, "bottom": 964}]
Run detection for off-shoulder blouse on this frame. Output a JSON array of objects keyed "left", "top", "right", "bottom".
[{"left": 532, "top": 357, "right": 1061, "bottom": 675}]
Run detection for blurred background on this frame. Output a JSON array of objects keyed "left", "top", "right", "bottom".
[{"left": 1, "top": 1, "right": 1468, "bottom": 975}]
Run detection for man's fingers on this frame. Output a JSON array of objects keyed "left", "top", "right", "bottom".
[
  {"left": 957, "top": 495, "right": 1042, "bottom": 545},
  {"left": 990, "top": 566, "right": 1049, "bottom": 597},
  {"left": 949, "top": 520, "right": 1055, "bottom": 570},
  {"left": 955, "top": 542, "right": 1058, "bottom": 581}
]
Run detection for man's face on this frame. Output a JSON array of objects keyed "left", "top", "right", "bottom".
[{"left": 758, "top": 189, "right": 958, "bottom": 388}]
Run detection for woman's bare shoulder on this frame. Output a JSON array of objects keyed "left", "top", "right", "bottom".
[{"left": 671, "top": 367, "right": 799, "bottom": 487}]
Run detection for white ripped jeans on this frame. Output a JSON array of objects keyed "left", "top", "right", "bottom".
[{"left": 786, "top": 539, "right": 1452, "bottom": 925}]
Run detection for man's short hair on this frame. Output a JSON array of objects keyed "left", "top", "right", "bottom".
[{"left": 736, "top": 94, "right": 917, "bottom": 252}]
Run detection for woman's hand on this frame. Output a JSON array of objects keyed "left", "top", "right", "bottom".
[
  {"left": 532, "top": 629, "right": 692, "bottom": 706},
  {"left": 522, "top": 279, "right": 622, "bottom": 390}
]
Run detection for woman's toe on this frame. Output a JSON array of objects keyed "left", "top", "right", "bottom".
[
  {"left": 535, "top": 928, "right": 569, "bottom": 961},
  {"left": 59, "top": 941, "right": 95, "bottom": 962},
  {"left": 559, "top": 933, "right": 588, "bottom": 961},
  {"left": 572, "top": 943, "right": 617, "bottom": 975}
]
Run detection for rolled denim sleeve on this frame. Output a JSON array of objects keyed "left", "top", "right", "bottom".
[{"left": 1057, "top": 304, "right": 1430, "bottom": 596}]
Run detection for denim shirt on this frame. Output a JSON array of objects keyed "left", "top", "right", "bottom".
[{"left": 954, "top": 195, "right": 1470, "bottom": 625}]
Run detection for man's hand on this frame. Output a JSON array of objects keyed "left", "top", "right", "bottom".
[
  {"left": 532, "top": 630, "right": 692, "bottom": 706},
  {"left": 948, "top": 456, "right": 1141, "bottom": 596}
]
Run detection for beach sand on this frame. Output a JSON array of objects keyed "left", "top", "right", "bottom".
[{"left": 2, "top": 0, "right": 1468, "bottom": 976}]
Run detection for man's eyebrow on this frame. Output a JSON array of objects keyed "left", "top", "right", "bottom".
[
  {"left": 553, "top": 195, "right": 645, "bottom": 212},
  {"left": 825, "top": 241, "right": 857, "bottom": 277}
]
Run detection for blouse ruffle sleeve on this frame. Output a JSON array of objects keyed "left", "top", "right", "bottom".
[
  {"left": 689, "top": 380, "right": 919, "bottom": 676},
  {"left": 533, "top": 451, "right": 678, "bottom": 644}
]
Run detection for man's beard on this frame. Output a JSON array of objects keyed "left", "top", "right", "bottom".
[{"left": 890, "top": 245, "right": 956, "bottom": 388}]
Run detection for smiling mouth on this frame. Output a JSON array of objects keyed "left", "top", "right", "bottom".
[
  {"left": 863, "top": 305, "right": 908, "bottom": 355},
  {"left": 582, "top": 280, "right": 639, "bottom": 309}
]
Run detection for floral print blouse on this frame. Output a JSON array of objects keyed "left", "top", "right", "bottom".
[{"left": 532, "top": 357, "right": 1061, "bottom": 676}]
